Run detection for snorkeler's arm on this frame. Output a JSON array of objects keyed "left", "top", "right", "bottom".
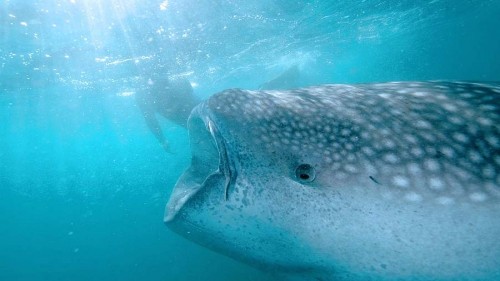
[
  {"left": 144, "top": 111, "right": 167, "bottom": 145},
  {"left": 136, "top": 91, "right": 168, "bottom": 146}
]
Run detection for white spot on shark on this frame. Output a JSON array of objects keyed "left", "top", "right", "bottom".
[
  {"left": 405, "top": 192, "right": 422, "bottom": 202},
  {"left": 393, "top": 175, "right": 410, "bottom": 188},
  {"left": 469, "top": 192, "right": 488, "bottom": 202}
]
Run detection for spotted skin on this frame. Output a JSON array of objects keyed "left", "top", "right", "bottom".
[{"left": 166, "top": 81, "right": 500, "bottom": 281}]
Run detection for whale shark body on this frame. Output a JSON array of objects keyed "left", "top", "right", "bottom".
[{"left": 165, "top": 81, "right": 500, "bottom": 281}]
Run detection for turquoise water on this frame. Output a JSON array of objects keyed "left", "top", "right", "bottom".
[{"left": 1, "top": 1, "right": 499, "bottom": 280}]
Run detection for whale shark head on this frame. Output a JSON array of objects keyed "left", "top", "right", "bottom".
[{"left": 165, "top": 82, "right": 500, "bottom": 281}]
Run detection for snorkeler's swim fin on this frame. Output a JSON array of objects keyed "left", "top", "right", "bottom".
[{"left": 258, "top": 64, "right": 300, "bottom": 90}]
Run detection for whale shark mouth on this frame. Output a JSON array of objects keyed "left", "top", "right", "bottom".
[{"left": 164, "top": 106, "right": 236, "bottom": 222}]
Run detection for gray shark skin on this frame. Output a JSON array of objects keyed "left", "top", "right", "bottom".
[{"left": 165, "top": 81, "right": 500, "bottom": 281}]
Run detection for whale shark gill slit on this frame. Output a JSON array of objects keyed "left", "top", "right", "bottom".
[{"left": 207, "top": 119, "right": 236, "bottom": 201}]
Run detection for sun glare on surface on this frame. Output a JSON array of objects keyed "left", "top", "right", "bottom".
[
  {"left": 160, "top": 0, "right": 169, "bottom": 11},
  {"left": 68, "top": 0, "right": 144, "bottom": 57}
]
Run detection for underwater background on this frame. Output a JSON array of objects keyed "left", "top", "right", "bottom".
[{"left": 1, "top": 0, "right": 499, "bottom": 280}]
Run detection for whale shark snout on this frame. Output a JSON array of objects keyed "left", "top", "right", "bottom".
[{"left": 166, "top": 81, "right": 500, "bottom": 281}]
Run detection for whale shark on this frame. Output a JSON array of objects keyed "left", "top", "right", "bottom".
[{"left": 165, "top": 81, "right": 500, "bottom": 281}]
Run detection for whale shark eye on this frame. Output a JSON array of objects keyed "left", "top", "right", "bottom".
[{"left": 295, "top": 164, "right": 316, "bottom": 183}]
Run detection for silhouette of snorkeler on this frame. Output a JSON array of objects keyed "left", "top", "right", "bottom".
[
  {"left": 136, "top": 72, "right": 199, "bottom": 153},
  {"left": 137, "top": 64, "right": 301, "bottom": 153}
]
